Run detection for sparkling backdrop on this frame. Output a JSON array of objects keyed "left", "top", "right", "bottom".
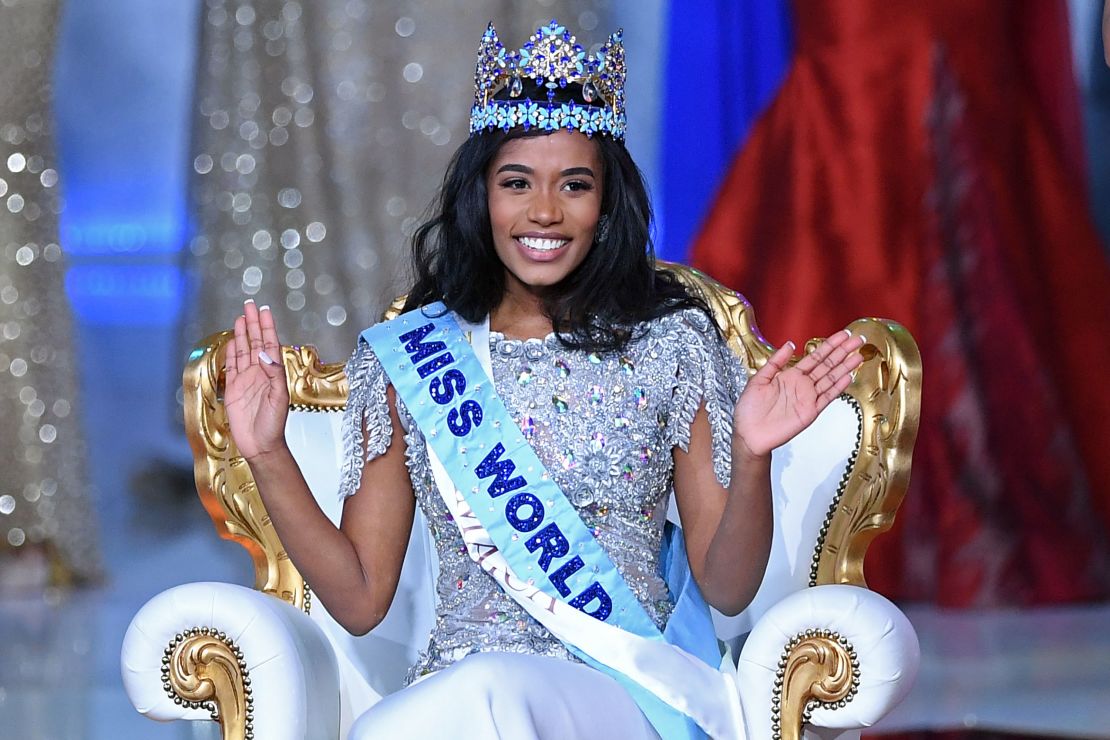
[
  {"left": 0, "top": 0, "right": 101, "bottom": 581},
  {"left": 183, "top": 0, "right": 614, "bottom": 361}
]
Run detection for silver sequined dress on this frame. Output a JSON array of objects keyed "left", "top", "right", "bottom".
[{"left": 338, "top": 308, "right": 747, "bottom": 683}]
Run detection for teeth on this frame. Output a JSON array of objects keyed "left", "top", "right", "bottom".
[{"left": 518, "top": 237, "right": 568, "bottom": 252}]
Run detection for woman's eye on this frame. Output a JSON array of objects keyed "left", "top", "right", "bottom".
[
  {"left": 564, "top": 180, "right": 594, "bottom": 192},
  {"left": 501, "top": 178, "right": 529, "bottom": 190}
]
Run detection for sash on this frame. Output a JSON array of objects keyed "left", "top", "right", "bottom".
[{"left": 362, "top": 303, "right": 744, "bottom": 739}]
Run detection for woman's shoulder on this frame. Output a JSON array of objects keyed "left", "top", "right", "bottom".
[{"left": 639, "top": 305, "right": 719, "bottom": 345}]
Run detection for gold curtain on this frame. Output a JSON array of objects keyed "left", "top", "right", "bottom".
[
  {"left": 0, "top": 0, "right": 101, "bottom": 584},
  {"left": 183, "top": 0, "right": 611, "bottom": 361}
]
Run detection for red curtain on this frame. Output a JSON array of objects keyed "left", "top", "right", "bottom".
[{"left": 691, "top": 0, "right": 1110, "bottom": 606}]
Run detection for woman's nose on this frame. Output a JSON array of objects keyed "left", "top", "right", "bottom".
[{"left": 527, "top": 189, "right": 562, "bottom": 225}]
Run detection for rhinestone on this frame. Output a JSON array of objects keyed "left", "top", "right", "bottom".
[
  {"left": 589, "top": 385, "right": 604, "bottom": 406},
  {"left": 510, "top": 75, "right": 523, "bottom": 97},
  {"left": 583, "top": 81, "right": 598, "bottom": 102},
  {"left": 554, "top": 358, "right": 571, "bottom": 378},
  {"left": 552, "top": 395, "right": 569, "bottom": 413},
  {"left": 517, "top": 367, "right": 534, "bottom": 385},
  {"left": 559, "top": 449, "right": 576, "bottom": 469},
  {"left": 633, "top": 387, "right": 648, "bottom": 409},
  {"left": 619, "top": 356, "right": 634, "bottom": 374},
  {"left": 520, "top": 416, "right": 536, "bottom": 439}
]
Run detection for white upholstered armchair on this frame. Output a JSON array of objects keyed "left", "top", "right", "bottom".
[{"left": 121, "top": 265, "right": 921, "bottom": 739}]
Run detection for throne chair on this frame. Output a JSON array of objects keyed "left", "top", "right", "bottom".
[{"left": 121, "top": 264, "right": 922, "bottom": 739}]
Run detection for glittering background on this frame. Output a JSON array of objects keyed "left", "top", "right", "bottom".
[
  {"left": 0, "top": 0, "right": 101, "bottom": 582},
  {"left": 183, "top": 0, "right": 616, "bottom": 361}
]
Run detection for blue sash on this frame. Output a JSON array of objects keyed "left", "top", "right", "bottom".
[{"left": 362, "top": 303, "right": 723, "bottom": 739}]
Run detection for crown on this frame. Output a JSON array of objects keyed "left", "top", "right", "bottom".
[{"left": 469, "top": 20, "right": 627, "bottom": 140}]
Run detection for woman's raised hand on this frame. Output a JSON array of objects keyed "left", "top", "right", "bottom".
[
  {"left": 732, "top": 329, "right": 866, "bottom": 459},
  {"left": 224, "top": 300, "right": 290, "bottom": 462}
]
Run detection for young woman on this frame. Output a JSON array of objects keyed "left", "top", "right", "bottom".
[{"left": 223, "top": 21, "right": 864, "bottom": 740}]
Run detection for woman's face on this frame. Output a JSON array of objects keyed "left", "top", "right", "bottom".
[{"left": 486, "top": 130, "right": 603, "bottom": 296}]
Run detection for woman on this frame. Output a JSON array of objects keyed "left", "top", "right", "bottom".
[{"left": 223, "top": 21, "right": 863, "bottom": 740}]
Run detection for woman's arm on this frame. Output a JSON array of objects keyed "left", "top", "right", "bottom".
[
  {"left": 226, "top": 301, "right": 414, "bottom": 635},
  {"left": 673, "top": 331, "right": 863, "bottom": 615}
]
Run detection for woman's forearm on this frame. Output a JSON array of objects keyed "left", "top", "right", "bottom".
[
  {"left": 699, "top": 447, "right": 774, "bottom": 616},
  {"left": 246, "top": 447, "right": 379, "bottom": 632}
]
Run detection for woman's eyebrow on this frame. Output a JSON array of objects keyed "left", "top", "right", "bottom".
[
  {"left": 495, "top": 163, "right": 532, "bottom": 174},
  {"left": 493, "top": 164, "right": 596, "bottom": 178}
]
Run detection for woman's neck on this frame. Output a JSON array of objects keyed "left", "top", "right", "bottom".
[{"left": 489, "top": 286, "right": 553, "bottom": 340}]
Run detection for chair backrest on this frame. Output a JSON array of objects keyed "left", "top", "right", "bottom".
[{"left": 183, "top": 264, "right": 920, "bottom": 690}]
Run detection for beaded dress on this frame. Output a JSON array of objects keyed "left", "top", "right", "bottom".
[{"left": 338, "top": 307, "right": 747, "bottom": 683}]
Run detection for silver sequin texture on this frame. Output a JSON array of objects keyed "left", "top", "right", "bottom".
[
  {"left": 340, "top": 309, "right": 747, "bottom": 681},
  {"left": 0, "top": 0, "right": 102, "bottom": 579}
]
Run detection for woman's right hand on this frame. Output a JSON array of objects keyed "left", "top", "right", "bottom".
[{"left": 224, "top": 300, "right": 290, "bottom": 462}]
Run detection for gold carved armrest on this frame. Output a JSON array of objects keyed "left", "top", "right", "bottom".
[{"left": 183, "top": 334, "right": 349, "bottom": 612}]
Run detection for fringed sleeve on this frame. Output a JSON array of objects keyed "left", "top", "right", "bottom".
[
  {"left": 337, "top": 339, "right": 393, "bottom": 500},
  {"left": 666, "top": 309, "right": 749, "bottom": 488}
]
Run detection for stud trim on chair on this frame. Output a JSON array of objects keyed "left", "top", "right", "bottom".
[
  {"left": 162, "top": 626, "right": 254, "bottom": 740},
  {"left": 772, "top": 628, "right": 860, "bottom": 740}
]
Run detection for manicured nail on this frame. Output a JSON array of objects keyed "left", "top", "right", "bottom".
[
  {"left": 259, "top": 304, "right": 270, "bottom": 311},
  {"left": 859, "top": 335, "right": 867, "bottom": 344},
  {"left": 258, "top": 350, "right": 275, "bottom": 365},
  {"left": 786, "top": 340, "right": 796, "bottom": 350},
  {"left": 244, "top": 298, "right": 255, "bottom": 304},
  {"left": 843, "top": 329, "right": 852, "bottom": 337}
]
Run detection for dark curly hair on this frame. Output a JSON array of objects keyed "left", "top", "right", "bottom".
[{"left": 403, "top": 103, "right": 709, "bottom": 352}]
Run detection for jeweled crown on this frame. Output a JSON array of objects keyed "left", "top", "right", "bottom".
[{"left": 470, "top": 20, "right": 627, "bottom": 140}]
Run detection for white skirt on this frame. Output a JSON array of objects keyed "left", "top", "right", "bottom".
[{"left": 348, "top": 651, "right": 661, "bottom": 740}]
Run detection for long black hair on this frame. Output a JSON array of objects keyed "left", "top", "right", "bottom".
[{"left": 403, "top": 113, "right": 709, "bottom": 353}]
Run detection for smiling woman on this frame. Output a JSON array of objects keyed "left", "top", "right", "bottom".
[{"left": 220, "top": 19, "right": 867, "bottom": 740}]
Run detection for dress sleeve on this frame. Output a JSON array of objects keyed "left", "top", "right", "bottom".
[
  {"left": 337, "top": 338, "right": 394, "bottom": 500},
  {"left": 667, "top": 309, "right": 749, "bottom": 488}
]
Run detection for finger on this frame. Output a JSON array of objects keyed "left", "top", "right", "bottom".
[
  {"left": 224, "top": 339, "right": 237, "bottom": 379},
  {"left": 809, "top": 333, "right": 866, "bottom": 383},
  {"left": 233, "top": 315, "right": 251, "bottom": 373},
  {"left": 752, "top": 341, "right": 796, "bottom": 381},
  {"left": 793, "top": 329, "right": 850, "bottom": 375},
  {"left": 817, "top": 364, "right": 857, "bottom": 405},
  {"left": 258, "top": 304, "right": 281, "bottom": 355},
  {"left": 813, "top": 350, "right": 865, "bottom": 398},
  {"left": 243, "top": 299, "right": 264, "bottom": 356}
]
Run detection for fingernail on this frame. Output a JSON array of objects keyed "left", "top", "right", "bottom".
[
  {"left": 859, "top": 335, "right": 867, "bottom": 344},
  {"left": 843, "top": 329, "right": 852, "bottom": 337},
  {"left": 259, "top": 304, "right": 270, "bottom": 311},
  {"left": 244, "top": 298, "right": 255, "bottom": 304},
  {"left": 786, "top": 340, "right": 796, "bottom": 350},
  {"left": 258, "top": 350, "right": 275, "bottom": 365}
]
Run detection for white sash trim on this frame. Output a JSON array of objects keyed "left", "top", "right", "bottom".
[{"left": 424, "top": 317, "right": 745, "bottom": 739}]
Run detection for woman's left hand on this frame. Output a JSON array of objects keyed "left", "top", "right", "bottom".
[{"left": 732, "top": 330, "right": 866, "bottom": 458}]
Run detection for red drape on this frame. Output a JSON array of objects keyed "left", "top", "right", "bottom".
[{"left": 691, "top": 0, "right": 1110, "bottom": 607}]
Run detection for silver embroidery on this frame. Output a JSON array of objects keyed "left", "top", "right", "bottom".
[{"left": 339, "top": 309, "right": 747, "bottom": 681}]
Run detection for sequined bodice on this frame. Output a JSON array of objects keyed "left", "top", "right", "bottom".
[{"left": 340, "top": 309, "right": 745, "bottom": 682}]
